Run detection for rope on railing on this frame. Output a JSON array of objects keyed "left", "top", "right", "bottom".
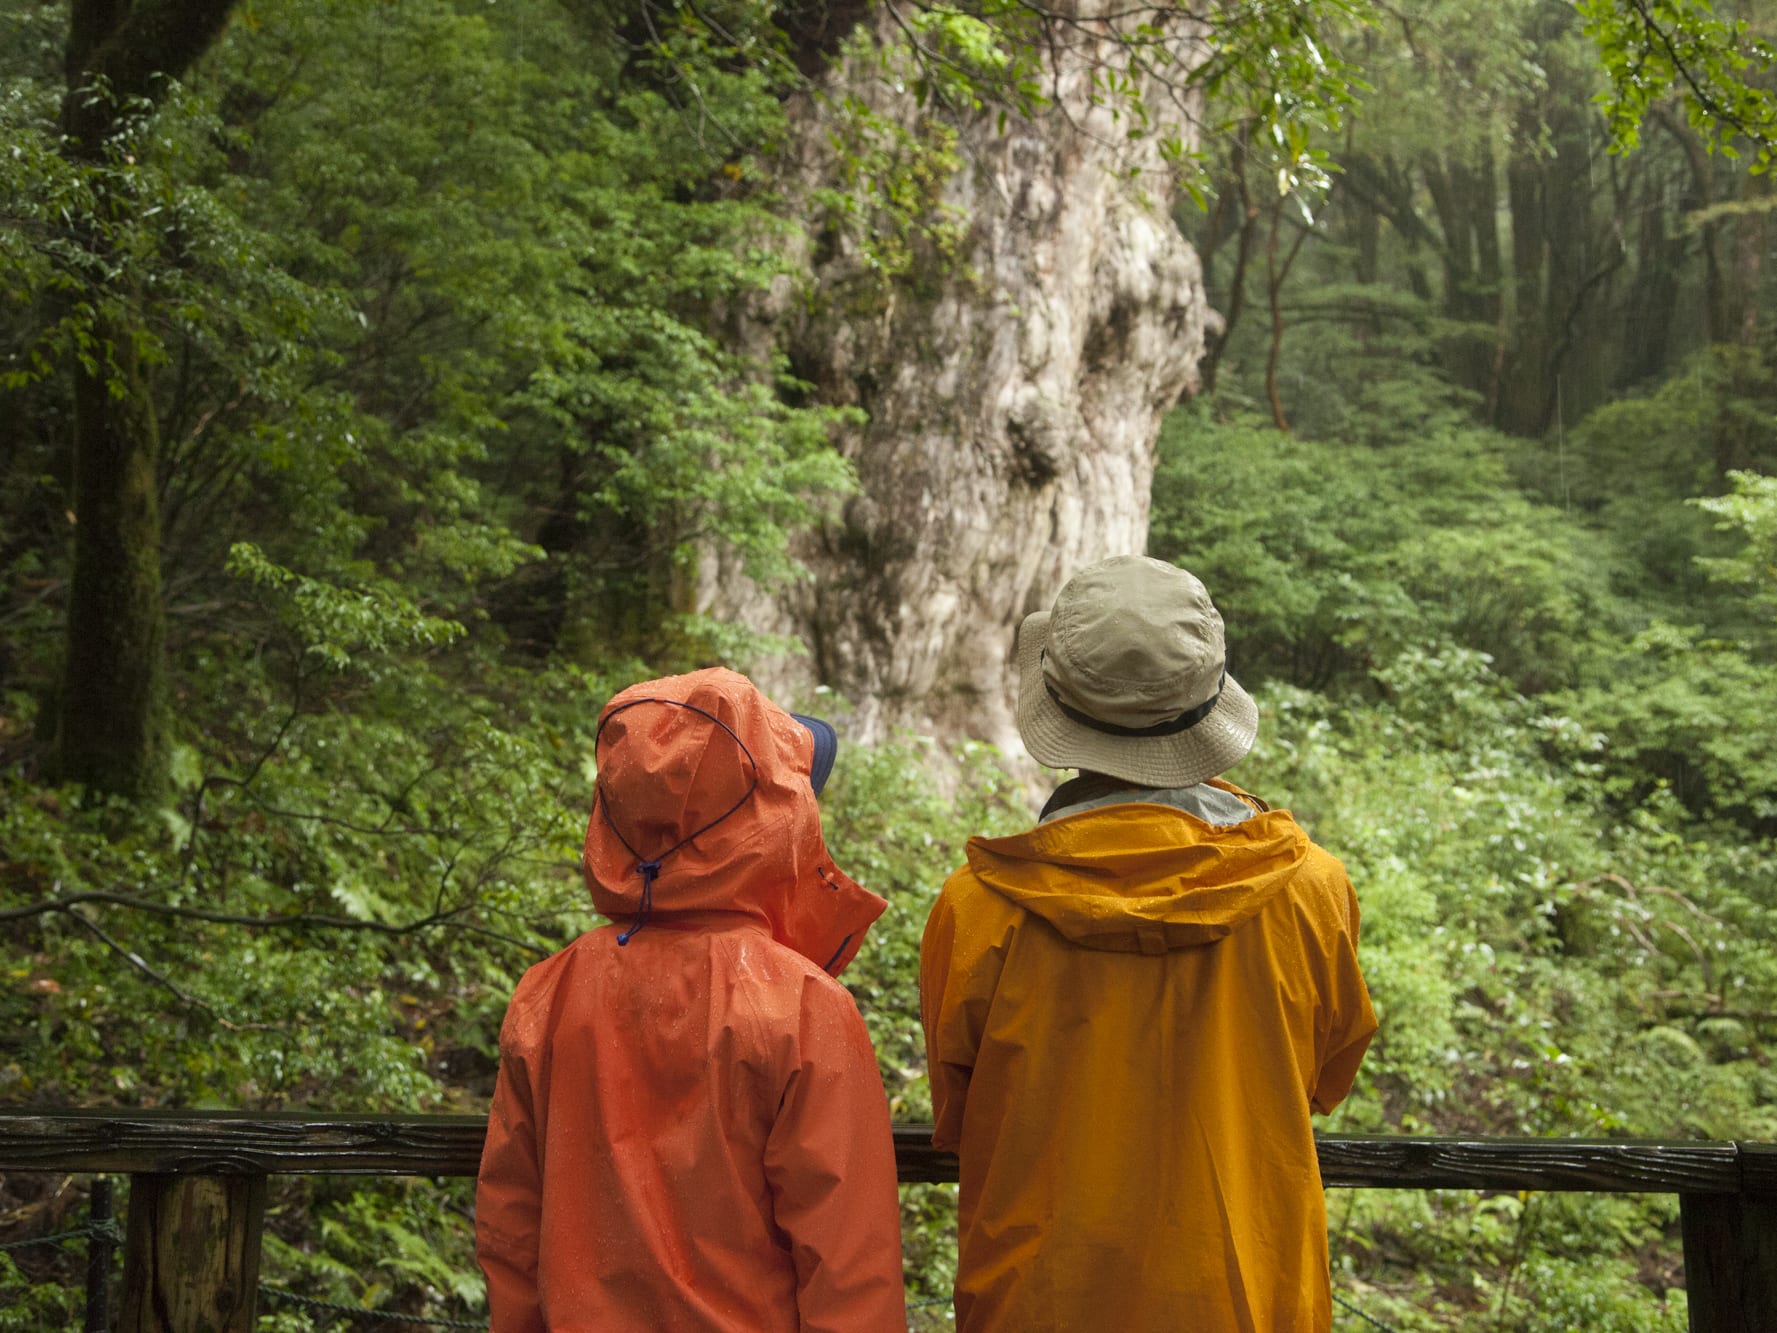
[
  {"left": 256, "top": 1287, "right": 970, "bottom": 1330},
  {"left": 0, "top": 1219, "right": 124, "bottom": 1254},
  {"left": 0, "top": 1223, "right": 1401, "bottom": 1333},
  {"left": 902, "top": 1284, "right": 1402, "bottom": 1331},
  {"left": 1333, "top": 1288, "right": 1404, "bottom": 1333},
  {"left": 259, "top": 1286, "right": 489, "bottom": 1329},
  {"left": 905, "top": 1293, "right": 952, "bottom": 1330}
]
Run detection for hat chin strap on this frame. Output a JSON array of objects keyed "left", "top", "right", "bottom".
[{"left": 1043, "top": 665, "right": 1227, "bottom": 738}]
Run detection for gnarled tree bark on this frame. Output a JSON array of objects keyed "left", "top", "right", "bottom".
[{"left": 710, "top": 5, "right": 1214, "bottom": 762}]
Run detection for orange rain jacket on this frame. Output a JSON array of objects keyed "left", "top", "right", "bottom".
[
  {"left": 920, "top": 779, "right": 1376, "bottom": 1333},
  {"left": 476, "top": 668, "right": 907, "bottom": 1333}
]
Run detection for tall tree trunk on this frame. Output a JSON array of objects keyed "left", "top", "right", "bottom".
[
  {"left": 1264, "top": 197, "right": 1291, "bottom": 432},
  {"left": 1341, "top": 151, "right": 1435, "bottom": 302},
  {"left": 1652, "top": 104, "right": 1738, "bottom": 348},
  {"left": 1423, "top": 150, "right": 1502, "bottom": 407},
  {"left": 1496, "top": 9, "right": 1623, "bottom": 438},
  {"left": 1499, "top": 63, "right": 1605, "bottom": 439},
  {"left": 1641, "top": 104, "right": 1728, "bottom": 362},
  {"left": 1731, "top": 170, "right": 1770, "bottom": 349},
  {"left": 58, "top": 312, "right": 169, "bottom": 797},
  {"left": 1617, "top": 158, "right": 1690, "bottom": 389},
  {"left": 1501, "top": 132, "right": 1559, "bottom": 439},
  {"left": 1197, "top": 127, "right": 1257, "bottom": 397},
  {"left": 53, "top": 0, "right": 238, "bottom": 797},
  {"left": 1263, "top": 193, "right": 1320, "bottom": 432}
]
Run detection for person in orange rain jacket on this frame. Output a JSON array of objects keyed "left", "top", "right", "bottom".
[
  {"left": 475, "top": 667, "right": 907, "bottom": 1333},
  {"left": 921, "top": 556, "right": 1378, "bottom": 1333}
]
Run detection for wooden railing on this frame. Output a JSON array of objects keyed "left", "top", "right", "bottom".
[{"left": 1, "top": 1110, "right": 1773, "bottom": 1331}]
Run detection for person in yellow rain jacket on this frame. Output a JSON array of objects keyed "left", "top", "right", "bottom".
[
  {"left": 476, "top": 667, "right": 906, "bottom": 1332},
  {"left": 921, "top": 556, "right": 1377, "bottom": 1333}
]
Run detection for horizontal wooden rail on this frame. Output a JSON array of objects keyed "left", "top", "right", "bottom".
[
  {"left": 2, "top": 1109, "right": 1775, "bottom": 1194},
  {"left": 2, "top": 1111, "right": 1773, "bottom": 1332}
]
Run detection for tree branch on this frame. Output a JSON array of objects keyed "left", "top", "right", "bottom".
[
  {"left": 0, "top": 889, "right": 552, "bottom": 957},
  {"left": 63, "top": 906, "right": 275, "bottom": 1032}
]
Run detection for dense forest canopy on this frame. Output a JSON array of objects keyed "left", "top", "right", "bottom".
[{"left": 4, "top": 0, "right": 1777, "bottom": 1327}]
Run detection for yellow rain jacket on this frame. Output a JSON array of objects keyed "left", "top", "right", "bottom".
[{"left": 920, "top": 779, "right": 1375, "bottom": 1333}]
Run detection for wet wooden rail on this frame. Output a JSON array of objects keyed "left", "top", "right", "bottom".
[{"left": 0, "top": 1111, "right": 1771, "bottom": 1331}]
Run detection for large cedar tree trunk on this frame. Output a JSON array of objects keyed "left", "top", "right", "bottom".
[{"left": 708, "top": 7, "right": 1213, "bottom": 759}]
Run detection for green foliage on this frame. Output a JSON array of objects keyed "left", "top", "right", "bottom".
[
  {"left": 0, "top": 645, "right": 605, "bottom": 1317},
  {"left": 1578, "top": 0, "right": 1777, "bottom": 169},
  {"left": 1189, "top": 0, "right": 1777, "bottom": 448},
  {"left": 900, "top": 4, "right": 1045, "bottom": 115},
  {"left": 825, "top": 733, "right": 1025, "bottom": 1121},
  {"left": 1514, "top": 1253, "right": 1687, "bottom": 1332},
  {"left": 0, "top": 79, "right": 93, "bottom": 389},
  {"left": 264, "top": 1177, "right": 485, "bottom": 1316},
  {"left": 1151, "top": 408, "right": 1628, "bottom": 693},
  {"left": 812, "top": 78, "right": 969, "bottom": 290},
  {"left": 1517, "top": 349, "right": 1777, "bottom": 603},
  {"left": 0, "top": 1252, "right": 83, "bottom": 1331},
  {"left": 226, "top": 542, "right": 467, "bottom": 672},
  {"left": 1696, "top": 468, "right": 1777, "bottom": 614},
  {"left": 1329, "top": 0, "right": 1549, "bottom": 163},
  {"left": 1504, "top": 351, "right": 1777, "bottom": 823},
  {"left": 2, "top": 0, "right": 868, "bottom": 1307},
  {"left": 1556, "top": 623, "right": 1777, "bottom": 827},
  {"left": 1192, "top": 0, "right": 1376, "bottom": 196},
  {"left": 3, "top": 0, "right": 862, "bottom": 701},
  {"left": 821, "top": 731, "right": 1024, "bottom": 1302}
]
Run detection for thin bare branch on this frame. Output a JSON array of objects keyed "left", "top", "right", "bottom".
[{"left": 64, "top": 906, "right": 276, "bottom": 1032}]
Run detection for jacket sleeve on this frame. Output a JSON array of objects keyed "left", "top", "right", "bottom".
[
  {"left": 920, "top": 872, "right": 1008, "bottom": 1154},
  {"left": 1311, "top": 875, "right": 1378, "bottom": 1115},
  {"left": 475, "top": 1030, "right": 546, "bottom": 1333},
  {"left": 763, "top": 977, "right": 907, "bottom": 1333}
]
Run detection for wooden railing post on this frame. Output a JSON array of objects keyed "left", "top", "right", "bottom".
[
  {"left": 1679, "top": 1194, "right": 1777, "bottom": 1333},
  {"left": 118, "top": 1174, "right": 266, "bottom": 1333},
  {"left": 1681, "top": 1141, "right": 1777, "bottom": 1333}
]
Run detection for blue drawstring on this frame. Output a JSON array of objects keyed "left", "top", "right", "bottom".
[{"left": 616, "top": 859, "right": 663, "bottom": 947}]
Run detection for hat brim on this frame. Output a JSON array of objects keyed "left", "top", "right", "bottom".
[{"left": 1015, "top": 610, "right": 1259, "bottom": 787}]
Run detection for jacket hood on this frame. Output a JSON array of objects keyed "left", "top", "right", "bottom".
[
  {"left": 583, "top": 667, "right": 885, "bottom": 975},
  {"left": 963, "top": 786, "right": 1309, "bottom": 953}
]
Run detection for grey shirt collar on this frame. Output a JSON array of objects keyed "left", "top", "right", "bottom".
[{"left": 1040, "top": 774, "right": 1260, "bottom": 827}]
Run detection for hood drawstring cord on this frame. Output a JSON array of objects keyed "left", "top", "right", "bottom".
[
  {"left": 617, "top": 859, "right": 663, "bottom": 946},
  {"left": 594, "top": 696, "right": 760, "bottom": 947}
]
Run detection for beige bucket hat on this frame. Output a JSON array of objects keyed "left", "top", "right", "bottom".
[{"left": 1016, "top": 555, "right": 1258, "bottom": 787}]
